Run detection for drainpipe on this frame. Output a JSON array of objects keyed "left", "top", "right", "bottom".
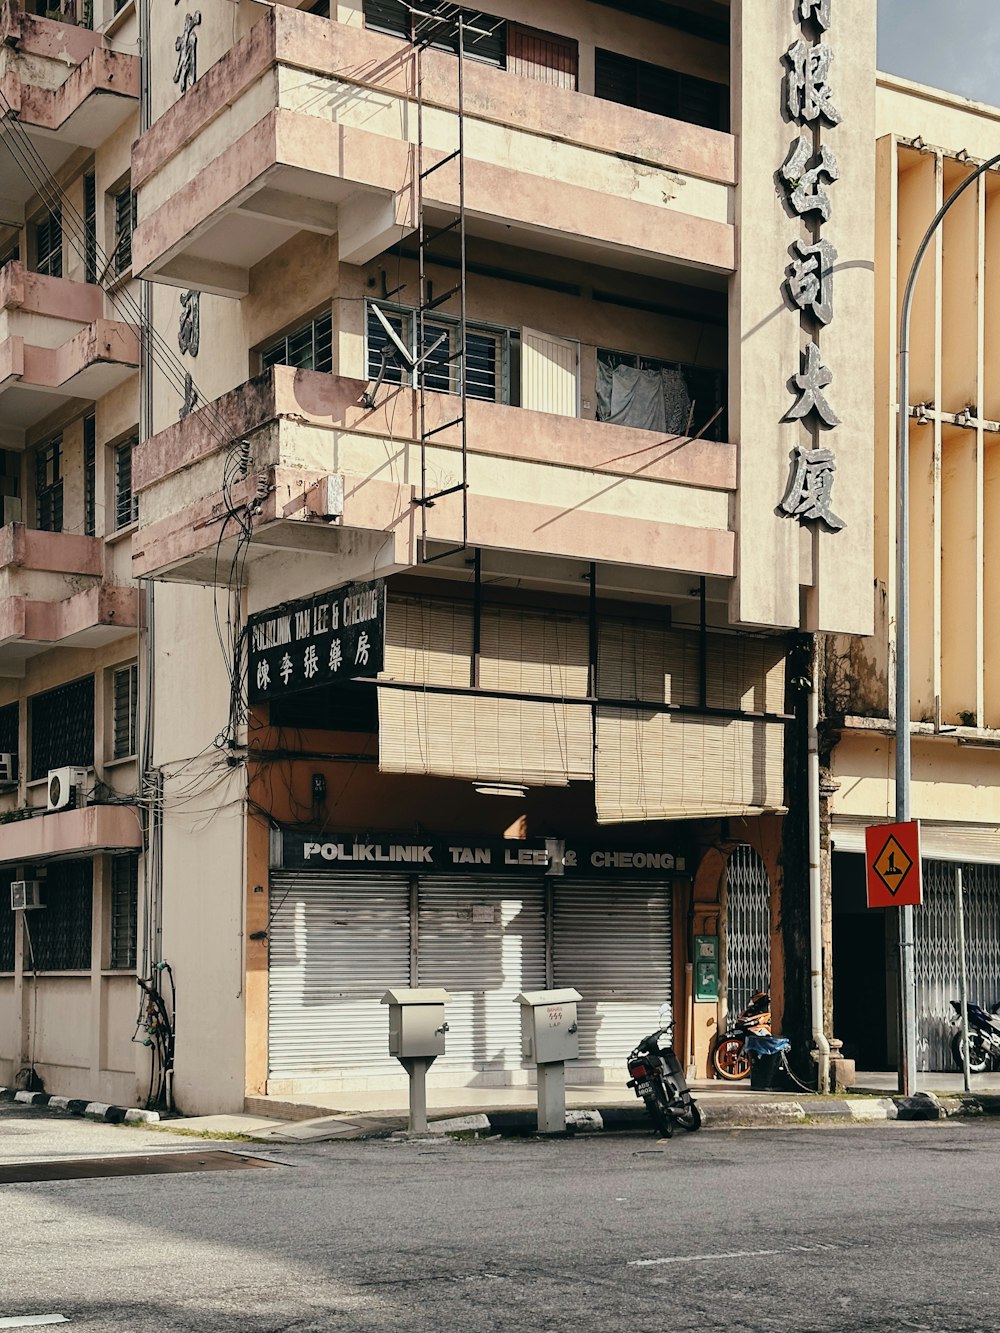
[{"left": 808, "top": 638, "right": 831, "bottom": 1093}]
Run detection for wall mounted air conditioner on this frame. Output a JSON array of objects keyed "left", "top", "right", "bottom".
[
  {"left": 0, "top": 752, "right": 15, "bottom": 785},
  {"left": 47, "top": 766, "right": 88, "bottom": 812},
  {"left": 10, "top": 880, "right": 42, "bottom": 911}
]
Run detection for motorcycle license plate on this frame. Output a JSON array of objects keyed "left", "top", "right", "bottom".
[{"left": 633, "top": 1080, "right": 654, "bottom": 1098}]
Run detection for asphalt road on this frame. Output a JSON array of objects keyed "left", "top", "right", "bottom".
[{"left": 0, "top": 1103, "right": 998, "bottom": 1332}]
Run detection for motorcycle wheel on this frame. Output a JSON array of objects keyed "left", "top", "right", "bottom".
[
  {"left": 675, "top": 1101, "right": 702, "bottom": 1133},
  {"left": 644, "top": 1087, "right": 675, "bottom": 1138},
  {"left": 712, "top": 1035, "right": 751, "bottom": 1081},
  {"left": 951, "top": 1030, "right": 989, "bottom": 1075}
]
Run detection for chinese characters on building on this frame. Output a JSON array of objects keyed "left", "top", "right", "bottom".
[
  {"left": 174, "top": 11, "right": 202, "bottom": 97},
  {"left": 178, "top": 288, "right": 200, "bottom": 420},
  {"left": 779, "top": 0, "right": 845, "bottom": 530}
]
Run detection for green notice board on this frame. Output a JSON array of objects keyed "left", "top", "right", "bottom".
[{"left": 694, "top": 935, "right": 719, "bottom": 1003}]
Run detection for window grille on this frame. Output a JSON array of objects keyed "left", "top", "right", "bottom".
[
  {"left": 35, "top": 435, "right": 63, "bottom": 533},
  {"left": 84, "top": 413, "right": 96, "bottom": 537},
  {"left": 260, "top": 312, "right": 332, "bottom": 375},
  {"left": 366, "top": 304, "right": 505, "bottom": 402},
  {"left": 594, "top": 49, "right": 727, "bottom": 131},
  {"left": 0, "top": 701, "right": 19, "bottom": 779},
  {"left": 113, "top": 663, "right": 138, "bottom": 760},
  {"left": 29, "top": 676, "right": 95, "bottom": 782},
  {"left": 0, "top": 884, "right": 15, "bottom": 971},
  {"left": 363, "top": 0, "right": 507, "bottom": 66},
  {"left": 114, "top": 436, "right": 138, "bottom": 530},
  {"left": 110, "top": 855, "right": 138, "bottom": 970},
  {"left": 113, "top": 185, "right": 134, "bottom": 276},
  {"left": 34, "top": 208, "right": 62, "bottom": 278},
  {"left": 24, "top": 860, "right": 92, "bottom": 972},
  {"left": 84, "top": 174, "right": 97, "bottom": 285}
]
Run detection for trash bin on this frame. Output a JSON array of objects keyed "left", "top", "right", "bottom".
[{"left": 746, "top": 1034, "right": 791, "bottom": 1091}]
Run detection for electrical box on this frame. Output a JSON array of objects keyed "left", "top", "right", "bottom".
[
  {"left": 381, "top": 987, "right": 450, "bottom": 1059},
  {"left": 694, "top": 935, "right": 720, "bottom": 1003},
  {"left": 516, "top": 988, "right": 582, "bottom": 1064},
  {"left": 47, "top": 766, "right": 88, "bottom": 812},
  {"left": 11, "top": 880, "right": 42, "bottom": 911}
]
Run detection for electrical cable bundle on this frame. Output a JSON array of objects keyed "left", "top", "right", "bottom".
[{"left": 134, "top": 962, "right": 175, "bottom": 1111}]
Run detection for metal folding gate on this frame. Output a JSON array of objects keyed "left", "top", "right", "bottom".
[
  {"left": 724, "top": 845, "right": 771, "bottom": 1021},
  {"left": 268, "top": 874, "right": 410, "bottom": 1078},
  {"left": 553, "top": 880, "right": 671, "bottom": 1066},
  {"left": 915, "top": 860, "right": 1000, "bottom": 1071},
  {"left": 416, "top": 877, "right": 546, "bottom": 1069}
]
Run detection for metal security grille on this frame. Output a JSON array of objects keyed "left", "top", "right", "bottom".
[
  {"left": 114, "top": 437, "right": 138, "bottom": 529},
  {"left": 914, "top": 860, "right": 1000, "bottom": 1071},
  {"left": 110, "top": 855, "right": 138, "bottom": 970},
  {"left": 29, "top": 675, "right": 94, "bottom": 781},
  {"left": 268, "top": 874, "right": 411, "bottom": 1077},
  {"left": 83, "top": 413, "right": 96, "bottom": 536},
  {"left": 416, "top": 877, "right": 546, "bottom": 1068},
  {"left": 24, "top": 860, "right": 92, "bottom": 971},
  {"left": 35, "top": 435, "right": 63, "bottom": 533},
  {"left": 34, "top": 208, "right": 61, "bottom": 278},
  {"left": 260, "top": 312, "right": 333, "bottom": 375},
  {"left": 0, "top": 895, "right": 15, "bottom": 972},
  {"left": 553, "top": 880, "right": 672, "bottom": 1066},
  {"left": 0, "top": 701, "right": 18, "bottom": 780},
  {"left": 113, "top": 663, "right": 138, "bottom": 760},
  {"left": 113, "top": 186, "right": 133, "bottom": 275},
  {"left": 724, "top": 845, "right": 771, "bottom": 1021}
]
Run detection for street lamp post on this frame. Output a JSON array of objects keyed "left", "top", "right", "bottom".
[{"left": 895, "top": 148, "right": 1000, "bottom": 1097}]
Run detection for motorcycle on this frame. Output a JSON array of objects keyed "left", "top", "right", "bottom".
[
  {"left": 710, "top": 991, "right": 772, "bottom": 1081},
  {"left": 626, "top": 1027, "right": 702, "bottom": 1138},
  {"left": 949, "top": 998, "right": 1000, "bottom": 1073}
]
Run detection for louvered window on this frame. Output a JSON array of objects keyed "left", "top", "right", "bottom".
[
  {"left": 594, "top": 49, "right": 727, "bottom": 131},
  {"left": 363, "top": 0, "right": 506, "bottom": 66},
  {"left": 29, "top": 676, "right": 94, "bottom": 782},
  {"left": 114, "top": 436, "right": 138, "bottom": 529},
  {"left": 366, "top": 304, "right": 506, "bottom": 402},
  {"left": 35, "top": 435, "right": 63, "bottom": 533},
  {"left": 260, "top": 311, "right": 332, "bottom": 375},
  {"left": 83, "top": 413, "right": 96, "bottom": 537},
  {"left": 113, "top": 185, "right": 134, "bottom": 276},
  {"left": 34, "top": 208, "right": 61, "bottom": 278},
  {"left": 23, "top": 860, "right": 92, "bottom": 972},
  {"left": 84, "top": 173, "right": 97, "bottom": 284},
  {"left": 113, "top": 663, "right": 138, "bottom": 760},
  {"left": 110, "top": 855, "right": 138, "bottom": 970},
  {"left": 0, "top": 701, "right": 19, "bottom": 783},
  {"left": 0, "top": 895, "right": 14, "bottom": 973}
]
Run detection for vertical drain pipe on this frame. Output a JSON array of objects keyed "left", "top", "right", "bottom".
[{"left": 808, "top": 637, "right": 831, "bottom": 1093}]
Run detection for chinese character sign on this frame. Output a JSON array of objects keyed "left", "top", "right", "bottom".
[{"left": 247, "top": 578, "right": 386, "bottom": 704}]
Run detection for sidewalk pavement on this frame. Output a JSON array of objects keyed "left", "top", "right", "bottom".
[{"left": 158, "top": 1069, "right": 1000, "bottom": 1144}]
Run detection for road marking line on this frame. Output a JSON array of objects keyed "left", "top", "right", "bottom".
[
  {"left": 629, "top": 1243, "right": 837, "bottom": 1268},
  {"left": 0, "top": 1318, "right": 69, "bottom": 1328}
]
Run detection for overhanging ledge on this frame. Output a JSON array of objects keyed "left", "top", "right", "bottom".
[{"left": 0, "top": 804, "right": 143, "bottom": 864}]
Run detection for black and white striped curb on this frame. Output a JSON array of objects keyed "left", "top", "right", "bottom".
[
  {"left": 420, "top": 1090, "right": 999, "bottom": 1137},
  {"left": 0, "top": 1086, "right": 159, "bottom": 1126}
]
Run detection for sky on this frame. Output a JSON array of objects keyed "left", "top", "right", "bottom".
[{"left": 877, "top": 0, "right": 1000, "bottom": 102}]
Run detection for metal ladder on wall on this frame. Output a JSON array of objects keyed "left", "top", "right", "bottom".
[{"left": 404, "top": 3, "right": 496, "bottom": 563}]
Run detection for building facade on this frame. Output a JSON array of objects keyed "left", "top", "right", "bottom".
[{"left": 0, "top": 0, "right": 876, "bottom": 1113}]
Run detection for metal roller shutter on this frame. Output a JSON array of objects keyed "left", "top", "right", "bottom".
[
  {"left": 553, "top": 880, "right": 672, "bottom": 1067},
  {"left": 416, "top": 877, "right": 546, "bottom": 1069},
  {"left": 268, "top": 873, "right": 410, "bottom": 1078}
]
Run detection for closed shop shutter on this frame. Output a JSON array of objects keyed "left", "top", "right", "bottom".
[
  {"left": 267, "top": 874, "right": 410, "bottom": 1078},
  {"left": 553, "top": 880, "right": 671, "bottom": 1067},
  {"left": 416, "top": 877, "right": 546, "bottom": 1069}
]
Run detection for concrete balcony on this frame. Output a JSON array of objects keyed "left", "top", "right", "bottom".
[
  {"left": 0, "top": 803, "right": 142, "bottom": 865},
  {"left": 132, "top": 6, "right": 735, "bottom": 298},
  {"left": 0, "top": 262, "right": 139, "bottom": 446},
  {"left": 0, "top": 523, "right": 139, "bottom": 676},
  {"left": 0, "top": 3, "right": 139, "bottom": 211},
  {"left": 132, "top": 365, "right": 736, "bottom": 585}
]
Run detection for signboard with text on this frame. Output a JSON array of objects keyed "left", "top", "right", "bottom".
[
  {"left": 248, "top": 578, "right": 385, "bottom": 703},
  {"left": 865, "top": 820, "right": 922, "bottom": 908}
]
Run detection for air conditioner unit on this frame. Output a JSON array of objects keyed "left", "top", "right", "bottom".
[
  {"left": 0, "top": 752, "right": 15, "bottom": 785},
  {"left": 10, "top": 880, "right": 42, "bottom": 911},
  {"left": 46, "top": 766, "right": 88, "bottom": 812}
]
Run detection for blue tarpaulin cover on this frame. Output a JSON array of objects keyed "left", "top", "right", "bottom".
[{"left": 745, "top": 1034, "right": 791, "bottom": 1056}]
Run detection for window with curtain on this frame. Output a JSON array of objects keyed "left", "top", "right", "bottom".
[{"left": 596, "top": 348, "right": 723, "bottom": 439}]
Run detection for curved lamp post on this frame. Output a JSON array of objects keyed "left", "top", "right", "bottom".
[{"left": 896, "top": 149, "right": 1000, "bottom": 1095}]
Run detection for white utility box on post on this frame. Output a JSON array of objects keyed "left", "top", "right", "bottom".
[
  {"left": 515, "top": 988, "right": 582, "bottom": 1134},
  {"left": 381, "top": 987, "right": 449, "bottom": 1133}
]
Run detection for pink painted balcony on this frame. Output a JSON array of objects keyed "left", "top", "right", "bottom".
[
  {"left": 0, "top": 262, "right": 139, "bottom": 443},
  {"left": 131, "top": 6, "right": 735, "bottom": 298},
  {"left": 132, "top": 365, "right": 736, "bottom": 586},
  {"left": 0, "top": 523, "right": 139, "bottom": 674},
  {"left": 0, "top": 3, "right": 139, "bottom": 210}
]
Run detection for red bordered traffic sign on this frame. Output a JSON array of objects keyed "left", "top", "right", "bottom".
[{"left": 865, "top": 821, "right": 922, "bottom": 908}]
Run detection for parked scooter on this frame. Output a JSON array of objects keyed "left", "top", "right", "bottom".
[
  {"left": 950, "top": 998, "right": 1000, "bottom": 1073},
  {"left": 626, "top": 1027, "right": 702, "bottom": 1138},
  {"left": 710, "top": 991, "right": 772, "bottom": 1081}
]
